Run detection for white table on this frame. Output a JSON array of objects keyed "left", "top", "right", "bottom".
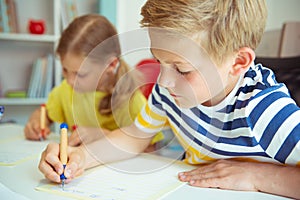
[{"left": 0, "top": 124, "right": 289, "bottom": 200}]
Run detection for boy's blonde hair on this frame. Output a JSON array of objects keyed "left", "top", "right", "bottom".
[
  {"left": 141, "top": 0, "right": 267, "bottom": 64},
  {"left": 57, "top": 14, "right": 140, "bottom": 114}
]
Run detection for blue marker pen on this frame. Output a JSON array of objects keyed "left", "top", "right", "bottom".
[{"left": 59, "top": 123, "right": 68, "bottom": 190}]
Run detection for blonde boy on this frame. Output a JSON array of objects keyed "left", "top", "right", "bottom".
[{"left": 39, "top": 0, "right": 300, "bottom": 198}]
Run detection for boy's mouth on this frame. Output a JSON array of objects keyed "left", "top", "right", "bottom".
[{"left": 170, "top": 93, "right": 179, "bottom": 98}]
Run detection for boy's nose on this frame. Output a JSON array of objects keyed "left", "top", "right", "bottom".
[{"left": 157, "top": 67, "right": 175, "bottom": 88}]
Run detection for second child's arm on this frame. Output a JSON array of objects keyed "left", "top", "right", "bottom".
[
  {"left": 38, "top": 123, "right": 154, "bottom": 183},
  {"left": 24, "top": 108, "right": 52, "bottom": 140}
]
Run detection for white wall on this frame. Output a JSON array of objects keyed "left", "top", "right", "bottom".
[
  {"left": 252, "top": 0, "right": 300, "bottom": 57},
  {"left": 116, "top": 0, "right": 300, "bottom": 60},
  {"left": 116, "top": 0, "right": 147, "bottom": 34},
  {"left": 116, "top": 0, "right": 151, "bottom": 67},
  {"left": 265, "top": 0, "right": 300, "bottom": 31}
]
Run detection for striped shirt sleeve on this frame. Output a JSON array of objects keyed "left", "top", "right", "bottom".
[
  {"left": 135, "top": 85, "right": 168, "bottom": 134},
  {"left": 247, "top": 84, "right": 300, "bottom": 165}
]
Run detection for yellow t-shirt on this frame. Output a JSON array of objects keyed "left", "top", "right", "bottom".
[{"left": 46, "top": 80, "right": 163, "bottom": 144}]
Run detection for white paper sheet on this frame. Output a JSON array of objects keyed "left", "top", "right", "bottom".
[
  {"left": 36, "top": 154, "right": 194, "bottom": 200},
  {"left": 0, "top": 182, "right": 30, "bottom": 200},
  {"left": 0, "top": 124, "right": 59, "bottom": 166}
]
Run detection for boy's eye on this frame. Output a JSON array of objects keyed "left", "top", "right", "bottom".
[
  {"left": 174, "top": 64, "right": 192, "bottom": 75},
  {"left": 176, "top": 68, "right": 191, "bottom": 75}
]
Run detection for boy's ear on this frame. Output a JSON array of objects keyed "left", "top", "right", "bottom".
[{"left": 230, "top": 47, "right": 255, "bottom": 76}]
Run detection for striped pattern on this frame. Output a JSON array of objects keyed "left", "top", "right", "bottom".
[{"left": 135, "top": 63, "right": 300, "bottom": 165}]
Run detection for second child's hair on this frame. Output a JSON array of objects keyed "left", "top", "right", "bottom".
[
  {"left": 141, "top": 0, "right": 267, "bottom": 65},
  {"left": 57, "top": 14, "right": 140, "bottom": 114}
]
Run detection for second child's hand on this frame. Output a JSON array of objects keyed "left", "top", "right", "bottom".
[
  {"left": 24, "top": 108, "right": 50, "bottom": 140},
  {"left": 28, "top": 122, "right": 50, "bottom": 141}
]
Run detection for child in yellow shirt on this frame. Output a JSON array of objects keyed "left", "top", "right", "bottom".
[{"left": 24, "top": 14, "right": 163, "bottom": 147}]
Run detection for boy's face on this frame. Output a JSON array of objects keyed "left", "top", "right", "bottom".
[
  {"left": 151, "top": 48, "right": 212, "bottom": 108},
  {"left": 149, "top": 30, "right": 231, "bottom": 108}
]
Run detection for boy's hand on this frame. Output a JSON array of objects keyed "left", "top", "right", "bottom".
[
  {"left": 24, "top": 117, "right": 50, "bottom": 140},
  {"left": 178, "top": 159, "right": 259, "bottom": 191},
  {"left": 69, "top": 127, "right": 109, "bottom": 146},
  {"left": 38, "top": 142, "right": 85, "bottom": 183}
]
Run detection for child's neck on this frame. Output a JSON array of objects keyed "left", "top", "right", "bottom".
[{"left": 203, "top": 74, "right": 241, "bottom": 107}]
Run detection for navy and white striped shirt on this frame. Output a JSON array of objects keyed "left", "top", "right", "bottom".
[{"left": 135, "top": 63, "right": 300, "bottom": 165}]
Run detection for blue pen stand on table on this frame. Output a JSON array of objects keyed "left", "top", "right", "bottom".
[{"left": 0, "top": 106, "right": 4, "bottom": 121}]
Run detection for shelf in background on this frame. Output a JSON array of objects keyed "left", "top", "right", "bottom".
[
  {"left": 0, "top": 98, "right": 47, "bottom": 105},
  {"left": 0, "top": 33, "right": 59, "bottom": 43}
]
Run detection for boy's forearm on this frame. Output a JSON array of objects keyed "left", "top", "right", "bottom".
[
  {"left": 253, "top": 163, "right": 300, "bottom": 199},
  {"left": 80, "top": 126, "right": 153, "bottom": 169}
]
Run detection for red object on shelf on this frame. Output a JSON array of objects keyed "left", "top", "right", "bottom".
[{"left": 28, "top": 19, "right": 45, "bottom": 34}]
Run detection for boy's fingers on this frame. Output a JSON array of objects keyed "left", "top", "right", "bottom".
[
  {"left": 188, "top": 171, "right": 219, "bottom": 181},
  {"left": 64, "top": 162, "right": 77, "bottom": 179},
  {"left": 68, "top": 133, "right": 76, "bottom": 145},
  {"left": 38, "top": 157, "right": 61, "bottom": 183},
  {"left": 39, "top": 143, "right": 86, "bottom": 184},
  {"left": 189, "top": 177, "right": 221, "bottom": 188},
  {"left": 44, "top": 143, "right": 64, "bottom": 174},
  {"left": 178, "top": 164, "right": 217, "bottom": 182},
  {"left": 180, "top": 160, "right": 226, "bottom": 178},
  {"left": 68, "top": 133, "right": 81, "bottom": 146},
  {"left": 39, "top": 145, "right": 62, "bottom": 183},
  {"left": 64, "top": 150, "right": 84, "bottom": 179}
]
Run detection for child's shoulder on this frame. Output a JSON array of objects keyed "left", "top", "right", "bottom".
[
  {"left": 241, "top": 63, "right": 293, "bottom": 105},
  {"left": 53, "top": 79, "right": 72, "bottom": 90},
  {"left": 245, "top": 63, "right": 275, "bottom": 82},
  {"left": 49, "top": 79, "right": 73, "bottom": 96},
  {"left": 243, "top": 63, "right": 283, "bottom": 90}
]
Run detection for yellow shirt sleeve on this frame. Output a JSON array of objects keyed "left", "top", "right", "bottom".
[{"left": 46, "top": 80, "right": 71, "bottom": 123}]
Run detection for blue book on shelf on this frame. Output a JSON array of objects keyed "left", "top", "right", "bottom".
[
  {"left": 27, "top": 58, "right": 42, "bottom": 98},
  {"left": 34, "top": 59, "right": 43, "bottom": 98},
  {"left": 0, "top": 1, "right": 3, "bottom": 32},
  {"left": 27, "top": 59, "right": 37, "bottom": 98},
  {"left": 37, "top": 57, "right": 47, "bottom": 98},
  {"left": 0, "top": 0, "right": 10, "bottom": 32},
  {"left": 43, "top": 54, "right": 54, "bottom": 97}
]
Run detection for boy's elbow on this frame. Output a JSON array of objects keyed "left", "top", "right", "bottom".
[{"left": 119, "top": 124, "right": 154, "bottom": 154}]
